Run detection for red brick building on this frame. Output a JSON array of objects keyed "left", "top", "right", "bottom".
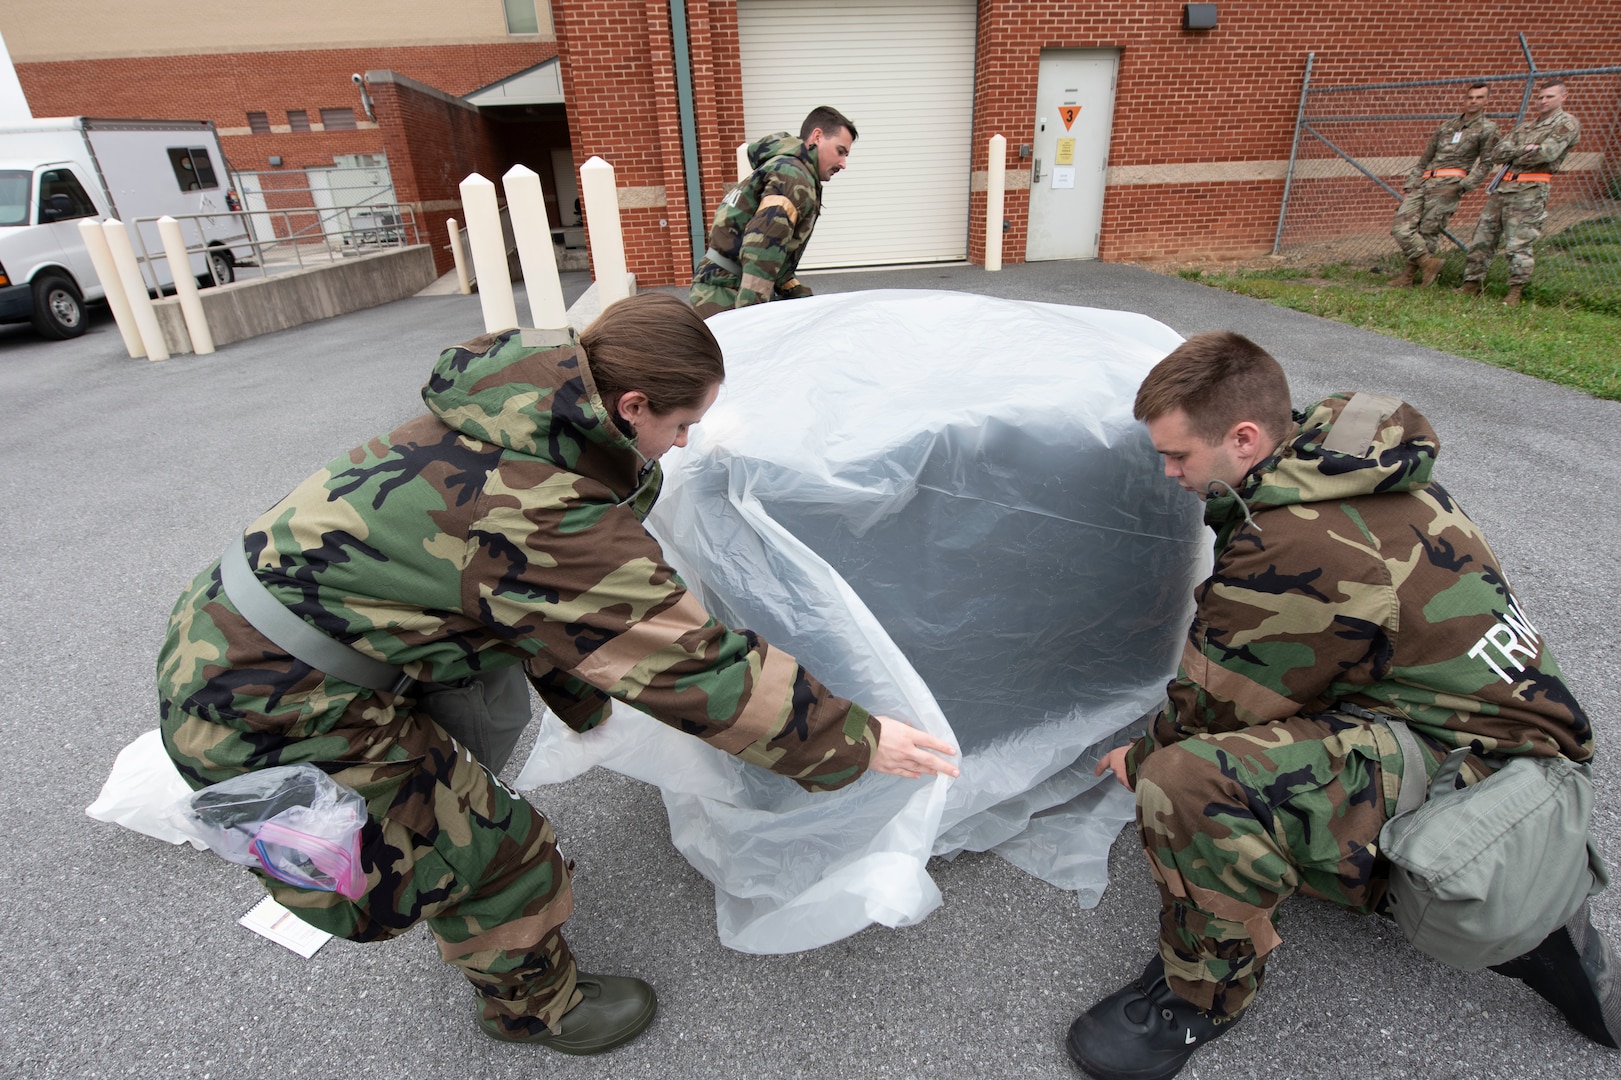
[{"left": 7, "top": 2, "right": 1616, "bottom": 285}]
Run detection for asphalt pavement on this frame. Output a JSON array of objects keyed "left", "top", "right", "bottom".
[{"left": 1, "top": 260, "right": 1615, "bottom": 1079}]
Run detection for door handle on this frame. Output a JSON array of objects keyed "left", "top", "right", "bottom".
[{"left": 1032, "top": 158, "right": 1042, "bottom": 184}]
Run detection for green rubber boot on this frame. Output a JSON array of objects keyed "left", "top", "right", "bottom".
[{"left": 479, "top": 973, "right": 657, "bottom": 1055}]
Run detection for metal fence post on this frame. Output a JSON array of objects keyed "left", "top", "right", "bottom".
[{"left": 1273, "top": 52, "right": 1315, "bottom": 255}]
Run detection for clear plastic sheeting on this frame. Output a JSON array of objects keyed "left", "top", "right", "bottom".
[{"left": 516, "top": 290, "right": 1206, "bottom": 952}]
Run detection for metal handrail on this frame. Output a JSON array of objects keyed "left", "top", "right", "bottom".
[{"left": 129, "top": 202, "right": 422, "bottom": 292}]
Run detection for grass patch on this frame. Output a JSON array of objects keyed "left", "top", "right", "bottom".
[{"left": 1188, "top": 241, "right": 1621, "bottom": 401}]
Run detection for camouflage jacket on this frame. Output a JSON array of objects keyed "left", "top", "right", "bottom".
[
  {"left": 1126, "top": 393, "right": 1592, "bottom": 781},
  {"left": 158, "top": 329, "right": 877, "bottom": 793},
  {"left": 1489, "top": 107, "right": 1581, "bottom": 194},
  {"left": 1404, "top": 111, "right": 1499, "bottom": 192},
  {"left": 699, "top": 133, "right": 821, "bottom": 306}
]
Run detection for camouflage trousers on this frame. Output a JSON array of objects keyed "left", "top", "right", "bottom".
[
  {"left": 1464, "top": 186, "right": 1548, "bottom": 286},
  {"left": 164, "top": 708, "right": 581, "bottom": 1036},
  {"left": 1390, "top": 180, "right": 1465, "bottom": 261},
  {"left": 1132, "top": 712, "right": 1472, "bottom": 1018}
]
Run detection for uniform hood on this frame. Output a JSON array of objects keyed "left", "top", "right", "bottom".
[
  {"left": 421, "top": 328, "right": 648, "bottom": 496},
  {"left": 748, "top": 132, "right": 816, "bottom": 177},
  {"left": 1206, "top": 392, "right": 1439, "bottom": 532}
]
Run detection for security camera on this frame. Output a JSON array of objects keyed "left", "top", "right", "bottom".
[{"left": 352, "top": 73, "right": 364, "bottom": 86}]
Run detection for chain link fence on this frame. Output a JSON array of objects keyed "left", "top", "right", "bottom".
[{"left": 1273, "top": 38, "right": 1620, "bottom": 310}]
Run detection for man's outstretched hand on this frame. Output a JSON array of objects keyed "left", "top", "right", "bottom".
[{"left": 870, "top": 716, "right": 960, "bottom": 780}]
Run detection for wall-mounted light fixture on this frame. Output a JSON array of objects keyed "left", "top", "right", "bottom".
[
  {"left": 1183, "top": 4, "right": 1217, "bottom": 31},
  {"left": 267, "top": 155, "right": 283, "bottom": 167}
]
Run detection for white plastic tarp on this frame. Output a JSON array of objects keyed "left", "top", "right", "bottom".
[{"left": 515, "top": 289, "right": 1207, "bottom": 953}]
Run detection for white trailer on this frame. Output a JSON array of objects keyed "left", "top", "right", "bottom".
[{"left": 0, "top": 117, "right": 251, "bottom": 339}]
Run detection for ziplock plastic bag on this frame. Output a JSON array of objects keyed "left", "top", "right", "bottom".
[
  {"left": 518, "top": 290, "right": 1206, "bottom": 952},
  {"left": 162, "top": 763, "right": 368, "bottom": 899}
]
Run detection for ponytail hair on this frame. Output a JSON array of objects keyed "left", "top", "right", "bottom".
[{"left": 582, "top": 293, "right": 726, "bottom": 414}]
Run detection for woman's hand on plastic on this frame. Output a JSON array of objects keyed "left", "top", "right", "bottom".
[
  {"left": 1095, "top": 745, "right": 1133, "bottom": 790},
  {"left": 870, "top": 716, "right": 960, "bottom": 780}
]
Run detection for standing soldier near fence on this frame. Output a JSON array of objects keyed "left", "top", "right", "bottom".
[
  {"left": 1389, "top": 83, "right": 1498, "bottom": 288},
  {"left": 1460, "top": 81, "right": 1581, "bottom": 306},
  {"left": 689, "top": 106, "right": 856, "bottom": 319}
]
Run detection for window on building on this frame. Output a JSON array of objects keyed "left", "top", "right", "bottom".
[
  {"left": 167, "top": 147, "right": 220, "bottom": 191},
  {"left": 247, "top": 111, "right": 271, "bottom": 134},
  {"left": 503, "top": 0, "right": 540, "bottom": 34},
  {"left": 36, "top": 169, "right": 98, "bottom": 221},
  {"left": 320, "top": 107, "right": 357, "bottom": 131},
  {"left": 287, "top": 110, "right": 310, "bottom": 133}
]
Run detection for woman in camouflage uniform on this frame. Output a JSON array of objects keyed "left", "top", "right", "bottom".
[{"left": 157, "top": 293, "right": 957, "bottom": 1055}]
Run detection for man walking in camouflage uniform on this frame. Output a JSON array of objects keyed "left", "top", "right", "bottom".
[
  {"left": 689, "top": 106, "right": 856, "bottom": 318},
  {"left": 1460, "top": 80, "right": 1582, "bottom": 306},
  {"left": 1388, "top": 83, "right": 1497, "bottom": 287},
  {"left": 1066, "top": 331, "right": 1617, "bottom": 1080},
  {"left": 157, "top": 294, "right": 957, "bottom": 1056}
]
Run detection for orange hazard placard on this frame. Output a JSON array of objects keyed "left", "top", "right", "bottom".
[{"left": 1059, "top": 105, "right": 1082, "bottom": 130}]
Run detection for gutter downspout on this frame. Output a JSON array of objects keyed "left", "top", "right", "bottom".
[{"left": 669, "top": 0, "right": 705, "bottom": 268}]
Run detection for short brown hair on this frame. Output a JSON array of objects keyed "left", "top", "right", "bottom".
[
  {"left": 1134, "top": 331, "right": 1293, "bottom": 445},
  {"left": 582, "top": 292, "right": 725, "bottom": 414},
  {"left": 801, "top": 106, "right": 857, "bottom": 142}
]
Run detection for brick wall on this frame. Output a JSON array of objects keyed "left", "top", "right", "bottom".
[
  {"left": 15, "top": 42, "right": 555, "bottom": 174},
  {"left": 368, "top": 75, "right": 506, "bottom": 276},
  {"left": 28, "top": 7, "right": 1610, "bottom": 282},
  {"left": 967, "top": 1, "right": 1620, "bottom": 264},
  {"left": 552, "top": 0, "right": 1621, "bottom": 273}
]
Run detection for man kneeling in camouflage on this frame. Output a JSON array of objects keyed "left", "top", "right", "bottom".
[{"left": 1067, "top": 331, "right": 1617, "bottom": 1080}]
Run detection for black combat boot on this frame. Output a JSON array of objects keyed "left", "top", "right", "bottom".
[
  {"left": 479, "top": 973, "right": 658, "bottom": 1054},
  {"left": 1490, "top": 901, "right": 1620, "bottom": 1049},
  {"left": 1066, "top": 955, "right": 1245, "bottom": 1080}
]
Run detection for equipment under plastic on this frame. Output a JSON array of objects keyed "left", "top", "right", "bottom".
[
  {"left": 163, "top": 763, "right": 368, "bottom": 899},
  {"left": 516, "top": 289, "right": 1206, "bottom": 953}
]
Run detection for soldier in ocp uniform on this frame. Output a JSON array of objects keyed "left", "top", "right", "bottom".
[
  {"left": 1461, "top": 80, "right": 1582, "bottom": 306},
  {"left": 689, "top": 106, "right": 857, "bottom": 318},
  {"left": 1066, "top": 332, "right": 1617, "bottom": 1080},
  {"left": 157, "top": 294, "right": 957, "bottom": 1056},
  {"left": 1388, "top": 82, "right": 1498, "bottom": 288}
]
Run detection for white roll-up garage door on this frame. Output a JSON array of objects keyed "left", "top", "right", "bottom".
[{"left": 737, "top": 0, "right": 976, "bottom": 269}]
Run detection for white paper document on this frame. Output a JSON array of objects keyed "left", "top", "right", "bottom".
[{"left": 238, "top": 896, "right": 332, "bottom": 958}]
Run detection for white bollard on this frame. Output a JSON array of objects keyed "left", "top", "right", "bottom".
[
  {"left": 101, "top": 219, "right": 169, "bottom": 362},
  {"left": 156, "top": 216, "right": 214, "bottom": 354},
  {"left": 459, "top": 174, "right": 519, "bottom": 333},
  {"left": 986, "top": 134, "right": 1007, "bottom": 273},
  {"left": 78, "top": 218, "right": 144, "bottom": 358},
  {"left": 736, "top": 142, "right": 750, "bottom": 181},
  {"left": 579, "top": 157, "right": 629, "bottom": 307},
  {"left": 447, "top": 217, "right": 472, "bottom": 295},
  {"left": 503, "top": 165, "right": 568, "bottom": 330}
]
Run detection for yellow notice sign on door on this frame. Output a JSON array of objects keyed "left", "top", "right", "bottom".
[{"left": 1055, "top": 138, "right": 1076, "bottom": 166}]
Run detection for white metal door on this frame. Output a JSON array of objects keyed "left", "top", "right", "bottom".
[
  {"left": 736, "top": 0, "right": 976, "bottom": 269},
  {"left": 1026, "top": 50, "right": 1118, "bottom": 262}
]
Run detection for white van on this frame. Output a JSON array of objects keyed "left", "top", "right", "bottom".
[{"left": 0, "top": 117, "right": 252, "bottom": 339}]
